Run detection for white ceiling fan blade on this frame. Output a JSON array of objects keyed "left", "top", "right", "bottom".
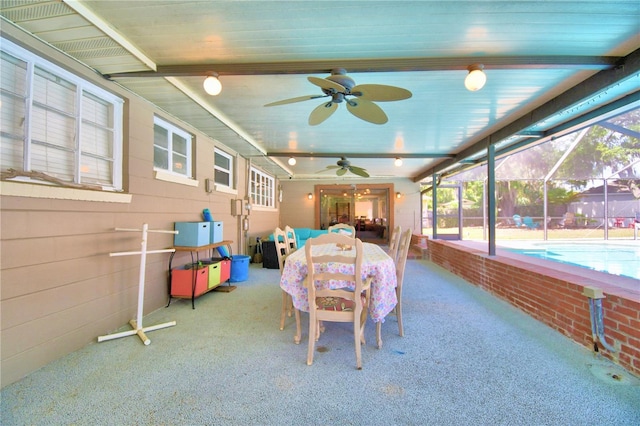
[
  {"left": 351, "top": 84, "right": 412, "bottom": 101},
  {"left": 264, "top": 94, "right": 327, "bottom": 107},
  {"left": 346, "top": 98, "right": 388, "bottom": 124},
  {"left": 308, "top": 76, "right": 346, "bottom": 93},
  {"left": 309, "top": 101, "right": 338, "bottom": 125}
]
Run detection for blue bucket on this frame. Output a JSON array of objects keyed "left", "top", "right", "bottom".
[{"left": 229, "top": 255, "right": 251, "bottom": 282}]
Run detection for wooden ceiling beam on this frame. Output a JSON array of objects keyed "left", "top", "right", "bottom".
[
  {"left": 264, "top": 152, "right": 455, "bottom": 159},
  {"left": 104, "top": 56, "right": 620, "bottom": 78}
]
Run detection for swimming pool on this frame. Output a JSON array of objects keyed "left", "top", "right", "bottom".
[{"left": 501, "top": 242, "right": 640, "bottom": 280}]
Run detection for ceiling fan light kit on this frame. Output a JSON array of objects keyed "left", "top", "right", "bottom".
[
  {"left": 265, "top": 68, "right": 412, "bottom": 125},
  {"left": 464, "top": 64, "right": 486, "bottom": 91},
  {"left": 203, "top": 73, "right": 222, "bottom": 95}
]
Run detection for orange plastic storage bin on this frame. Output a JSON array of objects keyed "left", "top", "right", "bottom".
[{"left": 171, "top": 265, "right": 208, "bottom": 297}]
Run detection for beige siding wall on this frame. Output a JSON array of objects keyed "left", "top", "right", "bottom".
[
  {"left": 0, "top": 30, "right": 277, "bottom": 388},
  {"left": 393, "top": 179, "right": 423, "bottom": 234},
  {"left": 279, "top": 181, "right": 318, "bottom": 229}
]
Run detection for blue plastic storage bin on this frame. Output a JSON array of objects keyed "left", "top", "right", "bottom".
[
  {"left": 210, "top": 221, "right": 223, "bottom": 243},
  {"left": 174, "top": 222, "right": 210, "bottom": 247},
  {"left": 229, "top": 255, "right": 250, "bottom": 282}
]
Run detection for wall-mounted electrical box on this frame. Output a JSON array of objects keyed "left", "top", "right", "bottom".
[
  {"left": 231, "top": 199, "right": 250, "bottom": 216},
  {"left": 205, "top": 178, "right": 214, "bottom": 193}
]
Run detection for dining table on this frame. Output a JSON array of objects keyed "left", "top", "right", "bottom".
[{"left": 279, "top": 242, "right": 397, "bottom": 322}]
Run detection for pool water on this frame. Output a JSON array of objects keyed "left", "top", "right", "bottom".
[{"left": 503, "top": 242, "right": 640, "bottom": 280}]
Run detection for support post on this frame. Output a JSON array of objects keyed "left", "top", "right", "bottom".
[
  {"left": 432, "top": 173, "right": 438, "bottom": 240},
  {"left": 487, "top": 144, "right": 496, "bottom": 256}
]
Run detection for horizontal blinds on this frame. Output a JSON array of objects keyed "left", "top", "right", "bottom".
[
  {"left": 0, "top": 51, "right": 27, "bottom": 171},
  {"left": 1, "top": 37, "right": 123, "bottom": 189}
]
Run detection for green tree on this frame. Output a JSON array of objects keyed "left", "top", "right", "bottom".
[{"left": 556, "top": 109, "right": 640, "bottom": 186}]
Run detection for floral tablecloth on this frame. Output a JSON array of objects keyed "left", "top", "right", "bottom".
[{"left": 279, "top": 242, "right": 397, "bottom": 322}]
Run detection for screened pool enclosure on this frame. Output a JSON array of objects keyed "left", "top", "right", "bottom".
[{"left": 422, "top": 107, "right": 640, "bottom": 241}]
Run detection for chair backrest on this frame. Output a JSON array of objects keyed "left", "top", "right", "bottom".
[
  {"left": 395, "top": 229, "right": 412, "bottom": 290},
  {"left": 563, "top": 212, "right": 575, "bottom": 224},
  {"left": 327, "top": 223, "right": 356, "bottom": 236},
  {"left": 387, "top": 225, "right": 402, "bottom": 261},
  {"left": 305, "top": 233, "right": 365, "bottom": 321},
  {"left": 273, "top": 227, "right": 289, "bottom": 273},
  {"left": 284, "top": 225, "right": 298, "bottom": 251},
  {"left": 512, "top": 214, "right": 522, "bottom": 226}
]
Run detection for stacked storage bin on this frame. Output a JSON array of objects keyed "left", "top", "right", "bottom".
[{"left": 174, "top": 222, "right": 211, "bottom": 247}]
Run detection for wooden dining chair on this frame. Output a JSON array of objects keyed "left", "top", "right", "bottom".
[
  {"left": 275, "top": 227, "right": 301, "bottom": 342},
  {"left": 327, "top": 223, "right": 356, "bottom": 236},
  {"left": 376, "top": 228, "right": 412, "bottom": 349},
  {"left": 284, "top": 225, "right": 298, "bottom": 251},
  {"left": 305, "top": 233, "right": 372, "bottom": 369},
  {"left": 387, "top": 225, "right": 402, "bottom": 261}
]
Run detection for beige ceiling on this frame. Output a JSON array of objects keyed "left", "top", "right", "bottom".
[{"left": 2, "top": 0, "right": 638, "bottom": 182}]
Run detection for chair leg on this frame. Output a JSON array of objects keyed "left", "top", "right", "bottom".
[
  {"left": 279, "top": 290, "right": 288, "bottom": 330},
  {"left": 294, "top": 309, "right": 301, "bottom": 345},
  {"left": 376, "top": 321, "right": 382, "bottom": 349},
  {"left": 317, "top": 320, "right": 324, "bottom": 339},
  {"left": 354, "top": 315, "right": 362, "bottom": 369},
  {"left": 359, "top": 306, "right": 368, "bottom": 346},
  {"left": 307, "top": 314, "right": 316, "bottom": 366},
  {"left": 396, "top": 296, "right": 404, "bottom": 337}
]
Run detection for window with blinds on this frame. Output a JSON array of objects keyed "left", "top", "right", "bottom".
[
  {"left": 0, "top": 38, "right": 123, "bottom": 190},
  {"left": 153, "top": 116, "right": 192, "bottom": 177},
  {"left": 250, "top": 166, "right": 275, "bottom": 208}
]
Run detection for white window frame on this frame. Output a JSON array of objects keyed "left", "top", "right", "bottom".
[
  {"left": 214, "top": 148, "right": 235, "bottom": 191},
  {"left": 250, "top": 166, "right": 275, "bottom": 208},
  {"left": 0, "top": 37, "right": 123, "bottom": 191},
  {"left": 153, "top": 115, "right": 193, "bottom": 178}
]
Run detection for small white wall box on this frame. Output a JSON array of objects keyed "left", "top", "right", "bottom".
[
  {"left": 210, "top": 221, "right": 223, "bottom": 243},
  {"left": 174, "top": 222, "right": 211, "bottom": 247}
]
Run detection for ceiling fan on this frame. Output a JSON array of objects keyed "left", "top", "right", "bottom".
[
  {"left": 264, "top": 68, "right": 412, "bottom": 125},
  {"left": 318, "top": 157, "right": 370, "bottom": 178}
]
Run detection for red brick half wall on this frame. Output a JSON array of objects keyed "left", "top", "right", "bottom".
[{"left": 427, "top": 239, "right": 640, "bottom": 378}]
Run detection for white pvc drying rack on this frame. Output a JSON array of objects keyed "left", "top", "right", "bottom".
[{"left": 98, "top": 224, "right": 177, "bottom": 345}]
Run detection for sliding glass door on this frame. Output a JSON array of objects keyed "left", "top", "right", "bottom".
[{"left": 314, "top": 183, "right": 394, "bottom": 243}]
